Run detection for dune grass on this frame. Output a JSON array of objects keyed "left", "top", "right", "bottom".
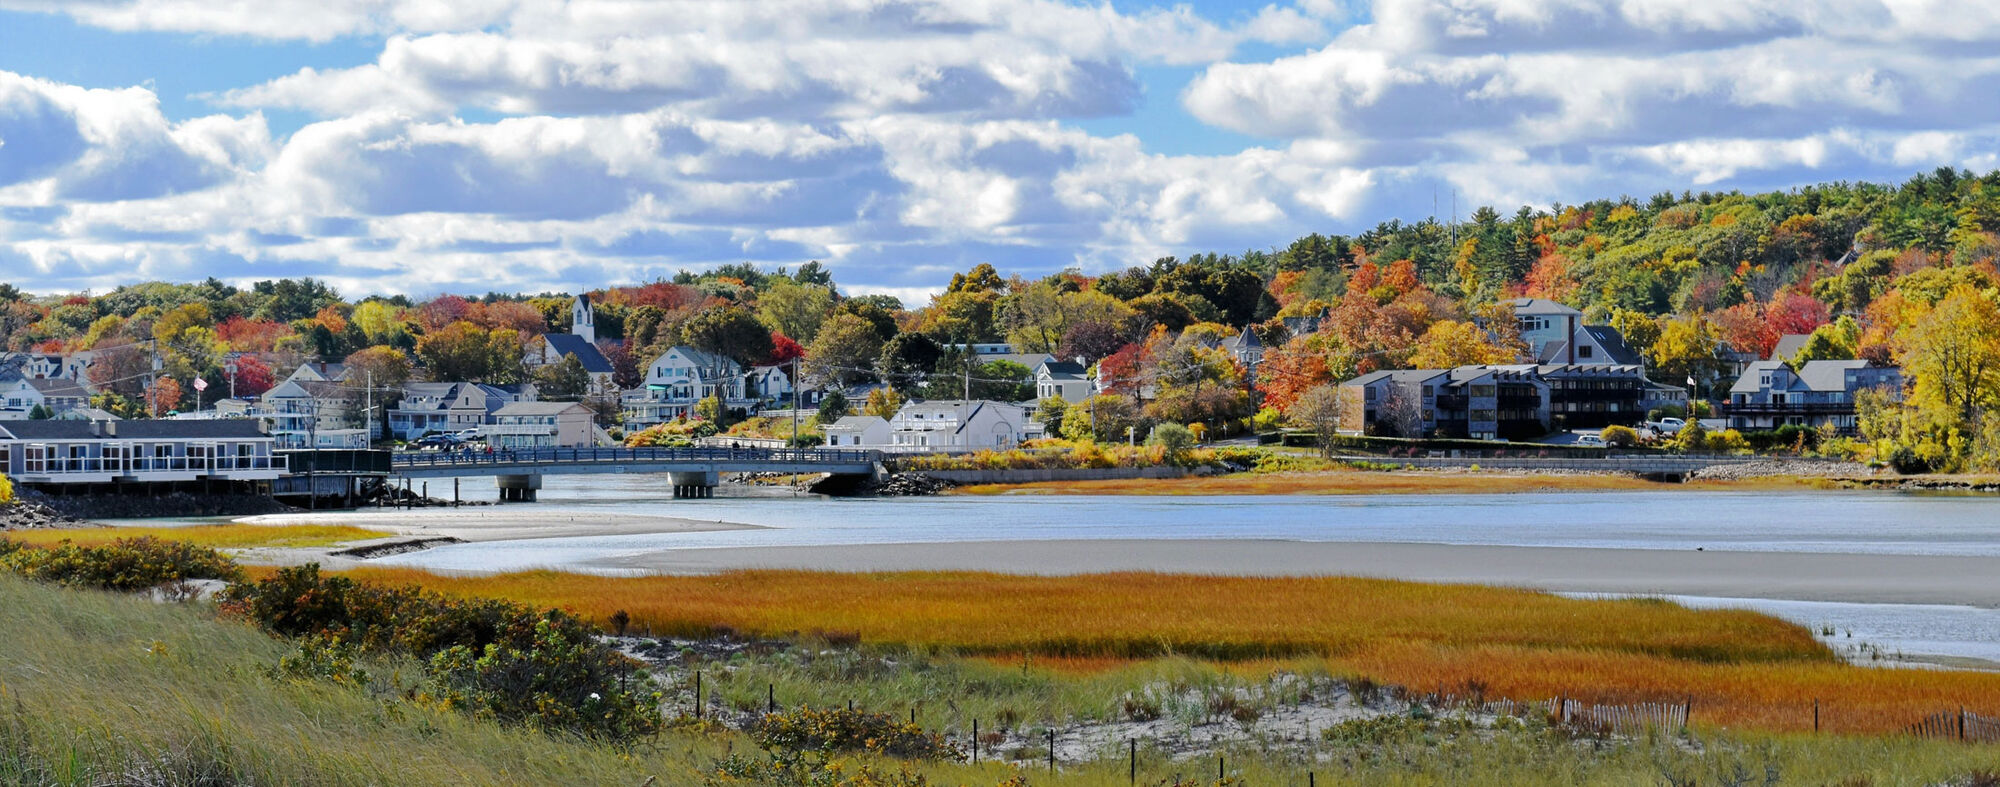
[
  {"left": 2, "top": 523, "right": 384, "bottom": 550},
  {"left": 0, "top": 573, "right": 717, "bottom": 786}
]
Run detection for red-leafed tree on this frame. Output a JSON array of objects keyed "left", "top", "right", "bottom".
[
  {"left": 1257, "top": 336, "right": 1331, "bottom": 413},
  {"left": 230, "top": 356, "right": 276, "bottom": 398},
  {"left": 145, "top": 377, "right": 184, "bottom": 416},
  {"left": 1711, "top": 301, "right": 1777, "bottom": 358},
  {"left": 1764, "top": 289, "right": 1831, "bottom": 339},
  {"left": 764, "top": 332, "right": 806, "bottom": 365},
  {"left": 216, "top": 317, "right": 293, "bottom": 353}
]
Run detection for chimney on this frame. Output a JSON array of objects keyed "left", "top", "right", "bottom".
[{"left": 1566, "top": 314, "right": 1576, "bottom": 365}]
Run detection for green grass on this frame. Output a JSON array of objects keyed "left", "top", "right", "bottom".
[
  {"left": 0, "top": 573, "right": 715, "bottom": 786},
  {"left": 7, "top": 573, "right": 2000, "bottom": 786}
]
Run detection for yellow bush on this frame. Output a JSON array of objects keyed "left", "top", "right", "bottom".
[{"left": 0, "top": 473, "right": 12, "bottom": 504}]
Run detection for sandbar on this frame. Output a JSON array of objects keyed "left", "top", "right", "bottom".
[{"left": 588, "top": 539, "right": 2000, "bottom": 608}]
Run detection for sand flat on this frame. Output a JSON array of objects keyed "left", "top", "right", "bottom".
[
  {"left": 589, "top": 539, "right": 2000, "bottom": 607},
  {"left": 235, "top": 509, "right": 763, "bottom": 543}
]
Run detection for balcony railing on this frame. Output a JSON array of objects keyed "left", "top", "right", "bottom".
[{"left": 1725, "top": 401, "right": 1853, "bottom": 416}]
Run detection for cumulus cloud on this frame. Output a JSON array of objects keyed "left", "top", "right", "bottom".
[
  {"left": 0, "top": 72, "right": 269, "bottom": 204},
  {"left": 5, "top": 1, "right": 2000, "bottom": 297},
  {"left": 210, "top": 0, "right": 1292, "bottom": 122},
  {"left": 1184, "top": 0, "right": 2000, "bottom": 208}
]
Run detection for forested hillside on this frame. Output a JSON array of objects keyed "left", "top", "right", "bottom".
[{"left": 3, "top": 167, "right": 1997, "bottom": 469}]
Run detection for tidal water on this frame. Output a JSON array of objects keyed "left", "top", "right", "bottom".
[{"left": 358, "top": 474, "right": 2000, "bottom": 666}]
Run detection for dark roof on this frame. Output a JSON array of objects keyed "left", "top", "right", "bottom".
[
  {"left": 1770, "top": 334, "right": 1811, "bottom": 362},
  {"left": 26, "top": 377, "right": 88, "bottom": 398},
  {"left": 105, "top": 420, "right": 268, "bottom": 439},
  {"left": 0, "top": 421, "right": 95, "bottom": 440},
  {"left": 1222, "top": 327, "right": 1263, "bottom": 352},
  {"left": 1038, "top": 360, "right": 1087, "bottom": 378},
  {"left": 0, "top": 419, "right": 267, "bottom": 440},
  {"left": 1581, "top": 326, "right": 1644, "bottom": 366},
  {"left": 542, "top": 334, "right": 613, "bottom": 373}
]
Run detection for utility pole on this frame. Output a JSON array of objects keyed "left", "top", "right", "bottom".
[
  {"left": 790, "top": 356, "right": 801, "bottom": 439},
  {"left": 365, "top": 370, "right": 374, "bottom": 446},
  {"left": 962, "top": 337, "right": 972, "bottom": 401}
]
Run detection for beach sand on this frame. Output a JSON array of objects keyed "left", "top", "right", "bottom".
[
  {"left": 587, "top": 539, "right": 2000, "bottom": 607},
  {"left": 228, "top": 509, "right": 762, "bottom": 570}
]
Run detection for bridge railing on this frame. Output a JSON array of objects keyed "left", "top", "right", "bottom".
[{"left": 387, "top": 445, "right": 882, "bottom": 469}]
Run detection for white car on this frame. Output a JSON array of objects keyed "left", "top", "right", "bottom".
[{"left": 1576, "top": 433, "right": 1605, "bottom": 446}]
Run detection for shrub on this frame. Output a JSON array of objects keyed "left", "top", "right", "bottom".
[
  {"left": 0, "top": 472, "right": 12, "bottom": 504},
  {"left": 1600, "top": 425, "right": 1639, "bottom": 447},
  {"left": 0, "top": 536, "right": 243, "bottom": 591},
  {"left": 750, "top": 707, "right": 961, "bottom": 761},
  {"left": 1146, "top": 423, "right": 1197, "bottom": 465},
  {"left": 424, "top": 617, "right": 658, "bottom": 740},
  {"left": 787, "top": 433, "right": 825, "bottom": 448},
  {"left": 222, "top": 564, "right": 661, "bottom": 740}
]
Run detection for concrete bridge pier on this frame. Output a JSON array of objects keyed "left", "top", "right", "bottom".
[
  {"left": 669, "top": 470, "right": 719, "bottom": 500},
  {"left": 497, "top": 474, "right": 542, "bottom": 502}
]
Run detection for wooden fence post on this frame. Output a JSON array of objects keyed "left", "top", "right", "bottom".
[
  {"left": 1813, "top": 698, "right": 1819, "bottom": 733},
  {"left": 971, "top": 718, "right": 978, "bottom": 763},
  {"left": 768, "top": 683, "right": 776, "bottom": 713},
  {"left": 1047, "top": 729, "right": 1056, "bottom": 771},
  {"left": 1128, "top": 739, "right": 1136, "bottom": 784},
  {"left": 694, "top": 671, "right": 702, "bottom": 720}
]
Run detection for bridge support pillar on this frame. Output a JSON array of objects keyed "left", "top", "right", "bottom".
[
  {"left": 496, "top": 474, "right": 542, "bottom": 502},
  {"left": 669, "top": 470, "right": 719, "bottom": 500}
]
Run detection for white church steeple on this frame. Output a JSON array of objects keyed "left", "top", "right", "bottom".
[{"left": 571, "top": 294, "right": 596, "bottom": 344}]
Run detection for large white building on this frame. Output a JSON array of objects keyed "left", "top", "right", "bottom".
[
  {"left": 623, "top": 346, "right": 752, "bottom": 430},
  {"left": 884, "top": 400, "right": 1027, "bottom": 449},
  {"left": 0, "top": 419, "right": 283, "bottom": 485}
]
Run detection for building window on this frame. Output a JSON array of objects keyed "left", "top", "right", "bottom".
[{"left": 1578, "top": 346, "right": 1593, "bottom": 359}]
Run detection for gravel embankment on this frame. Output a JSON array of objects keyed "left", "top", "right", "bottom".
[
  {"left": 0, "top": 499, "right": 92, "bottom": 530},
  {"left": 1688, "top": 459, "right": 1880, "bottom": 481}
]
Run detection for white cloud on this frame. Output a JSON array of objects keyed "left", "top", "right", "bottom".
[
  {"left": 0, "top": 71, "right": 270, "bottom": 204},
  {"left": 6, "top": 1, "right": 2000, "bottom": 296}
]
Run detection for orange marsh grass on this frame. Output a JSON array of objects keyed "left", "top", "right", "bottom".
[
  {"left": 315, "top": 568, "right": 2000, "bottom": 734},
  {"left": 4, "top": 523, "right": 386, "bottom": 550},
  {"left": 327, "top": 569, "right": 1823, "bottom": 663}
]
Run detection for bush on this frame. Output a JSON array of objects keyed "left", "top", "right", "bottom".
[
  {"left": 0, "top": 472, "right": 12, "bottom": 503},
  {"left": 787, "top": 433, "right": 825, "bottom": 448},
  {"left": 750, "top": 707, "right": 961, "bottom": 761},
  {"left": 1146, "top": 423, "right": 1197, "bottom": 465},
  {"left": 0, "top": 536, "right": 243, "bottom": 591},
  {"left": 222, "top": 564, "right": 661, "bottom": 740},
  {"left": 1600, "top": 425, "right": 1639, "bottom": 447}
]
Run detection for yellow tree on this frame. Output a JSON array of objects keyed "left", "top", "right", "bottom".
[
  {"left": 1408, "top": 320, "right": 1505, "bottom": 368},
  {"left": 1648, "top": 315, "right": 1720, "bottom": 388},
  {"left": 1899, "top": 285, "right": 2000, "bottom": 424}
]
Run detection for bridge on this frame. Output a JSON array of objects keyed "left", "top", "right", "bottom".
[{"left": 382, "top": 446, "right": 883, "bottom": 500}]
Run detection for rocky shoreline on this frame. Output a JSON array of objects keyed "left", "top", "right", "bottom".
[
  {"left": 0, "top": 499, "right": 93, "bottom": 530},
  {"left": 16, "top": 489, "right": 299, "bottom": 521}
]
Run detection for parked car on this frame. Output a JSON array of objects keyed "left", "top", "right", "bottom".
[
  {"left": 453, "top": 428, "right": 482, "bottom": 440},
  {"left": 410, "top": 435, "right": 462, "bottom": 451},
  {"left": 1645, "top": 417, "right": 1686, "bottom": 433},
  {"left": 1576, "top": 433, "right": 1605, "bottom": 446}
]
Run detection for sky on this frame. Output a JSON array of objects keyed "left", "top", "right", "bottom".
[{"left": 2, "top": 1, "right": 1999, "bottom": 305}]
